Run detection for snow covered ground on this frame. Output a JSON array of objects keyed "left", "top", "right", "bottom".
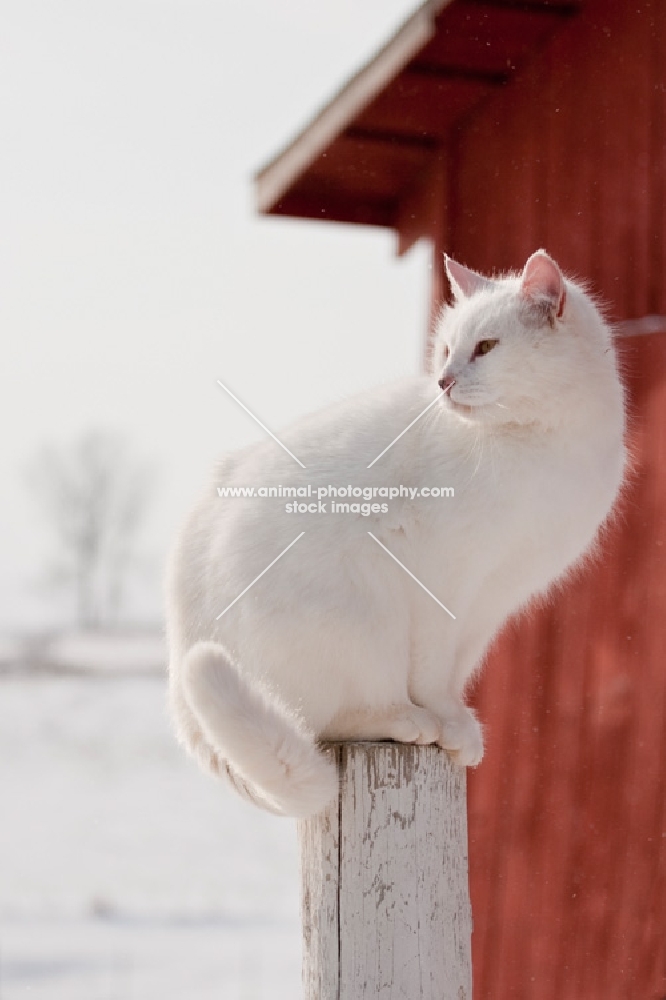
[
  {"left": 0, "top": 630, "right": 167, "bottom": 675},
  {"left": 0, "top": 669, "right": 302, "bottom": 999}
]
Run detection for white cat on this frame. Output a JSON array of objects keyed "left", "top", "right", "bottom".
[{"left": 166, "top": 251, "right": 626, "bottom": 818}]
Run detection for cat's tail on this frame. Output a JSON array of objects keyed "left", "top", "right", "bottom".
[{"left": 180, "top": 640, "right": 339, "bottom": 818}]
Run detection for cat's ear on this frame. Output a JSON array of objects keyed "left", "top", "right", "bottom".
[
  {"left": 445, "top": 255, "right": 491, "bottom": 301},
  {"left": 520, "top": 250, "right": 566, "bottom": 322}
]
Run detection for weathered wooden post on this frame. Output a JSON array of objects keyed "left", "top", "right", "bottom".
[{"left": 299, "top": 742, "right": 472, "bottom": 999}]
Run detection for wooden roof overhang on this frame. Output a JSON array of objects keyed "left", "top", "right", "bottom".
[{"left": 255, "top": 0, "right": 581, "bottom": 255}]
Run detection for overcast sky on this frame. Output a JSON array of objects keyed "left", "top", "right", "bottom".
[{"left": 1, "top": 0, "right": 433, "bottom": 629}]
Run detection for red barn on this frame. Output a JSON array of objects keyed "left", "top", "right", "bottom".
[{"left": 256, "top": 2, "right": 666, "bottom": 997}]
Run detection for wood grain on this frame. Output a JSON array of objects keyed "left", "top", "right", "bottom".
[{"left": 299, "top": 742, "right": 472, "bottom": 1000}]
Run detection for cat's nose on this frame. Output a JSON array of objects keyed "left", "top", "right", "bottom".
[{"left": 438, "top": 373, "right": 456, "bottom": 394}]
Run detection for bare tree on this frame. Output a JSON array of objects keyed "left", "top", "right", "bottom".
[{"left": 26, "top": 431, "right": 155, "bottom": 629}]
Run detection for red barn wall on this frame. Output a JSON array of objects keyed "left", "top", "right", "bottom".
[
  {"left": 449, "top": 0, "right": 664, "bottom": 322},
  {"left": 433, "top": 2, "right": 666, "bottom": 997},
  {"left": 466, "top": 337, "right": 666, "bottom": 999}
]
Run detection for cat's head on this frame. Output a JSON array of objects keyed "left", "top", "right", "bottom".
[{"left": 434, "top": 250, "right": 618, "bottom": 429}]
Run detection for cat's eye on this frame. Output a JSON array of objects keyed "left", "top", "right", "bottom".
[
  {"left": 472, "top": 338, "right": 499, "bottom": 359},
  {"left": 442, "top": 344, "right": 450, "bottom": 360}
]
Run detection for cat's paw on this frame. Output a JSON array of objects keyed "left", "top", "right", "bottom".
[
  {"left": 385, "top": 705, "right": 442, "bottom": 745},
  {"left": 437, "top": 705, "right": 484, "bottom": 767}
]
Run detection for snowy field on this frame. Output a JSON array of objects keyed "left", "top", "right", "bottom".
[{"left": 0, "top": 669, "right": 302, "bottom": 999}]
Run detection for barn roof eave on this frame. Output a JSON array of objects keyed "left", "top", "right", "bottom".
[{"left": 254, "top": 0, "right": 452, "bottom": 216}]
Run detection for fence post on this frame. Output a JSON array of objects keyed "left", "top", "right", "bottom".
[{"left": 298, "top": 741, "right": 472, "bottom": 999}]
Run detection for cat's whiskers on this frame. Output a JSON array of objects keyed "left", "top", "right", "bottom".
[
  {"left": 488, "top": 430, "right": 501, "bottom": 488},
  {"left": 410, "top": 400, "right": 444, "bottom": 465},
  {"left": 422, "top": 397, "right": 445, "bottom": 435},
  {"left": 473, "top": 428, "right": 487, "bottom": 481},
  {"left": 461, "top": 424, "right": 484, "bottom": 484}
]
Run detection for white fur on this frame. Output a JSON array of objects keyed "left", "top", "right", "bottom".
[{"left": 166, "top": 252, "right": 626, "bottom": 818}]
